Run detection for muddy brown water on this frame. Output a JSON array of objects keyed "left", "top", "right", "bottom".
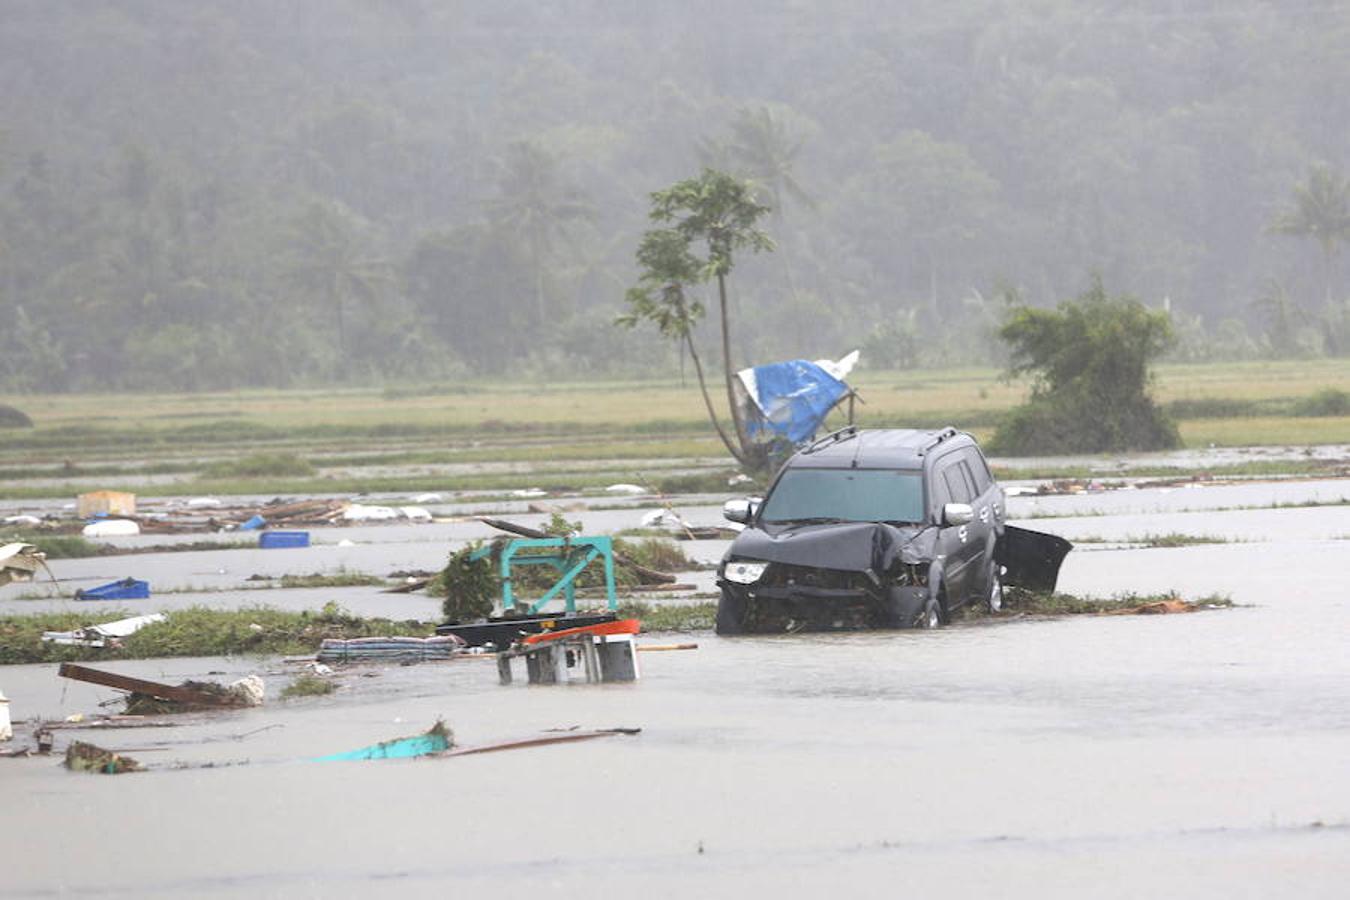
[{"left": 2, "top": 478, "right": 1349, "bottom": 897}]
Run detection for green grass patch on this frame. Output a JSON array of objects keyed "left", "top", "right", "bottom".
[
  {"left": 0, "top": 532, "right": 103, "bottom": 559},
  {"left": 618, "top": 601, "right": 718, "bottom": 632},
  {"left": 1070, "top": 533, "right": 1236, "bottom": 548},
  {"left": 0, "top": 603, "right": 432, "bottom": 665},
  {"left": 200, "top": 452, "right": 316, "bottom": 479},
  {"left": 992, "top": 459, "right": 1342, "bottom": 481},
  {"left": 274, "top": 572, "right": 388, "bottom": 589},
  {"left": 280, "top": 673, "right": 337, "bottom": 698},
  {"left": 1291, "top": 388, "right": 1350, "bottom": 417},
  {"left": 998, "top": 588, "right": 1234, "bottom": 615},
  {"left": 652, "top": 470, "right": 748, "bottom": 494}
]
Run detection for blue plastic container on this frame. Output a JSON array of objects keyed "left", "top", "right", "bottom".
[
  {"left": 260, "top": 530, "right": 310, "bottom": 549},
  {"left": 75, "top": 578, "right": 151, "bottom": 601}
]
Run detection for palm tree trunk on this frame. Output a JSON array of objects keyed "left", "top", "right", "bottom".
[
  {"left": 718, "top": 271, "right": 748, "bottom": 454},
  {"left": 685, "top": 331, "right": 744, "bottom": 462},
  {"left": 332, "top": 283, "right": 346, "bottom": 357},
  {"left": 1322, "top": 241, "right": 1334, "bottom": 308}
]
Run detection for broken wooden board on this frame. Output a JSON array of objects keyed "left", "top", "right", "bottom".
[{"left": 57, "top": 663, "right": 255, "bottom": 709}]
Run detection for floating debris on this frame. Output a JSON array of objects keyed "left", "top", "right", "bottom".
[
  {"left": 259, "top": 530, "right": 310, "bottom": 549},
  {"left": 314, "top": 720, "right": 453, "bottom": 762},
  {"left": 74, "top": 577, "right": 150, "bottom": 601},
  {"left": 65, "top": 741, "right": 141, "bottom": 775},
  {"left": 82, "top": 519, "right": 140, "bottom": 537},
  {"left": 316, "top": 635, "right": 465, "bottom": 665},
  {"left": 57, "top": 664, "right": 264, "bottom": 713}
]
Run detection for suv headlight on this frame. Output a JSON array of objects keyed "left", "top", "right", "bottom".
[{"left": 724, "top": 560, "right": 768, "bottom": 584}]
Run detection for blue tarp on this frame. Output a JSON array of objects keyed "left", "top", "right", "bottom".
[
  {"left": 74, "top": 577, "right": 151, "bottom": 601},
  {"left": 743, "top": 359, "right": 849, "bottom": 444}
]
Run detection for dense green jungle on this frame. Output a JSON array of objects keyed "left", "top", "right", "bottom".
[{"left": 2, "top": 1, "right": 1349, "bottom": 393}]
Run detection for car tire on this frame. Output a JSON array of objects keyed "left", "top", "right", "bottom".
[
  {"left": 985, "top": 563, "right": 1003, "bottom": 614},
  {"left": 918, "top": 592, "right": 943, "bottom": 629},
  {"left": 715, "top": 588, "right": 748, "bottom": 635}
]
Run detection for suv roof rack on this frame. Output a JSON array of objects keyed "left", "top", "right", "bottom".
[
  {"left": 802, "top": 425, "right": 858, "bottom": 454},
  {"left": 917, "top": 426, "right": 960, "bottom": 456}
]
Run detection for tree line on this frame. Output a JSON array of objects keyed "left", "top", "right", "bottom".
[{"left": 1, "top": 1, "right": 1348, "bottom": 392}]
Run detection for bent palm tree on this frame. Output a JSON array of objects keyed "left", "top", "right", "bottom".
[{"left": 1271, "top": 163, "right": 1350, "bottom": 306}]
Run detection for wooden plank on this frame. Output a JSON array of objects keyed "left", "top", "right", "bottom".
[
  {"left": 56, "top": 663, "right": 233, "bottom": 707},
  {"left": 445, "top": 728, "right": 639, "bottom": 757}
]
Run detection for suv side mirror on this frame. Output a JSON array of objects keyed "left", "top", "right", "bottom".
[
  {"left": 723, "top": 497, "right": 760, "bottom": 525},
  {"left": 943, "top": 502, "right": 974, "bottom": 526}
]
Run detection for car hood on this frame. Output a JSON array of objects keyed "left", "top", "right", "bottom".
[{"left": 728, "top": 521, "right": 937, "bottom": 572}]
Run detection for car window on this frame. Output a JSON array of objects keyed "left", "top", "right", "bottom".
[
  {"left": 941, "top": 463, "right": 973, "bottom": 504},
  {"left": 963, "top": 448, "right": 993, "bottom": 493},
  {"left": 957, "top": 461, "right": 980, "bottom": 498}
]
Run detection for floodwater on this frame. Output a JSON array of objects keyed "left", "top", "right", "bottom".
[{"left": 2, "top": 477, "right": 1349, "bottom": 897}]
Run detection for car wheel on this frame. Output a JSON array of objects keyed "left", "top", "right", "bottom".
[
  {"left": 985, "top": 563, "right": 1003, "bottom": 614},
  {"left": 715, "top": 588, "right": 748, "bottom": 635}
]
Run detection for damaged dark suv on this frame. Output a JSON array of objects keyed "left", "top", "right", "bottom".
[{"left": 716, "top": 426, "right": 1071, "bottom": 634}]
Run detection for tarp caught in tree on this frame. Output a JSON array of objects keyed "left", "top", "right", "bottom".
[{"left": 737, "top": 350, "right": 859, "bottom": 445}]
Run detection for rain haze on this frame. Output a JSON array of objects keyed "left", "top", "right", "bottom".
[{"left": 1, "top": 2, "right": 1349, "bottom": 898}]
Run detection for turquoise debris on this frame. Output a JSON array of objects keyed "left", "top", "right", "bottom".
[{"left": 313, "top": 721, "right": 452, "bottom": 762}]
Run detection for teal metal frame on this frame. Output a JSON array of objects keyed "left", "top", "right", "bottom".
[{"left": 469, "top": 536, "right": 617, "bottom": 615}]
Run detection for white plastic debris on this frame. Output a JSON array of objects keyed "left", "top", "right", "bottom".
[
  {"left": 411, "top": 493, "right": 442, "bottom": 504},
  {"left": 605, "top": 484, "right": 646, "bottom": 495},
  {"left": 228, "top": 675, "right": 266, "bottom": 707},
  {"left": 0, "top": 689, "right": 11, "bottom": 742},
  {"left": 41, "top": 612, "right": 167, "bottom": 648},
  {"left": 398, "top": 506, "right": 432, "bottom": 521},
  {"left": 511, "top": 489, "right": 547, "bottom": 498},
  {"left": 342, "top": 504, "right": 399, "bottom": 521},
  {"left": 337, "top": 539, "right": 356, "bottom": 548},
  {"left": 2, "top": 514, "right": 41, "bottom": 526},
  {"left": 82, "top": 519, "right": 140, "bottom": 537},
  {"left": 186, "top": 497, "right": 223, "bottom": 509},
  {"left": 814, "top": 349, "right": 860, "bottom": 382},
  {"left": 640, "top": 509, "right": 686, "bottom": 529}
]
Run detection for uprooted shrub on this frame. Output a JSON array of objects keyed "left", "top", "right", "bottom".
[
  {"left": 437, "top": 542, "right": 499, "bottom": 622},
  {"left": 988, "top": 279, "right": 1180, "bottom": 455}
]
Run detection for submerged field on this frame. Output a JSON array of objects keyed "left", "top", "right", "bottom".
[{"left": 0, "top": 359, "right": 1347, "bottom": 498}]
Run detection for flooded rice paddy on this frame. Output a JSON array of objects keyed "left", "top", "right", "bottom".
[{"left": 2, "top": 476, "right": 1348, "bottom": 897}]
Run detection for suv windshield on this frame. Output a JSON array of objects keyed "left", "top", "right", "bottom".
[{"left": 759, "top": 468, "right": 925, "bottom": 524}]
